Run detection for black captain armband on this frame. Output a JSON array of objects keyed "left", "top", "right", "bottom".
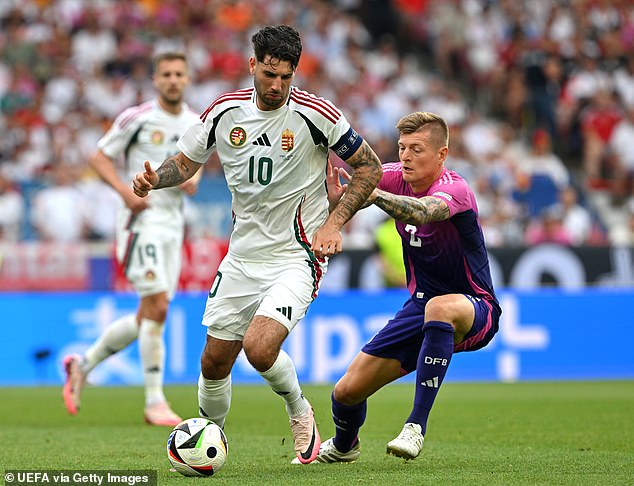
[{"left": 331, "top": 127, "right": 364, "bottom": 160}]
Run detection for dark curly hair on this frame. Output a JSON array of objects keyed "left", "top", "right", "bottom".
[{"left": 251, "top": 25, "right": 302, "bottom": 71}]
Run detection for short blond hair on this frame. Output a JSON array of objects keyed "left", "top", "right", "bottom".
[
  {"left": 152, "top": 52, "right": 187, "bottom": 72},
  {"left": 396, "top": 112, "right": 449, "bottom": 148}
]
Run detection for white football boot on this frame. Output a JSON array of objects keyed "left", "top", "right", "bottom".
[
  {"left": 291, "top": 437, "right": 360, "bottom": 464},
  {"left": 386, "top": 423, "right": 424, "bottom": 459}
]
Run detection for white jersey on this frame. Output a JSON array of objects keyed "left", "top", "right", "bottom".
[
  {"left": 98, "top": 99, "right": 199, "bottom": 230},
  {"left": 177, "top": 86, "right": 363, "bottom": 261}
]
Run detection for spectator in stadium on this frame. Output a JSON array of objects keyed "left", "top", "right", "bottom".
[
  {"left": 30, "top": 162, "right": 88, "bottom": 242},
  {"left": 522, "top": 128, "right": 571, "bottom": 189},
  {"left": 558, "top": 185, "right": 593, "bottom": 246},
  {"left": 510, "top": 129, "right": 570, "bottom": 221},
  {"left": 303, "top": 112, "right": 500, "bottom": 463},
  {"left": 581, "top": 89, "right": 623, "bottom": 188},
  {"left": 131, "top": 25, "right": 382, "bottom": 464},
  {"left": 0, "top": 169, "right": 24, "bottom": 241},
  {"left": 609, "top": 199, "right": 634, "bottom": 246},
  {"left": 62, "top": 52, "right": 201, "bottom": 427},
  {"left": 607, "top": 104, "right": 634, "bottom": 202},
  {"left": 524, "top": 204, "right": 574, "bottom": 246}
]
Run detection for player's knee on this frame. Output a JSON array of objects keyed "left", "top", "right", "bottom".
[
  {"left": 152, "top": 301, "right": 170, "bottom": 321},
  {"left": 424, "top": 297, "right": 446, "bottom": 320},
  {"left": 424, "top": 296, "right": 458, "bottom": 324},
  {"left": 333, "top": 378, "right": 363, "bottom": 406},
  {"left": 200, "top": 350, "right": 232, "bottom": 379},
  {"left": 140, "top": 294, "right": 169, "bottom": 322},
  {"left": 242, "top": 333, "right": 278, "bottom": 372},
  {"left": 242, "top": 345, "right": 275, "bottom": 373},
  {"left": 148, "top": 309, "right": 168, "bottom": 323}
]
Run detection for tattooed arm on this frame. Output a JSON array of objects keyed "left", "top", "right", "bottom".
[
  {"left": 371, "top": 189, "right": 451, "bottom": 225},
  {"left": 311, "top": 140, "right": 382, "bottom": 258},
  {"left": 132, "top": 152, "right": 203, "bottom": 197},
  {"left": 328, "top": 140, "right": 383, "bottom": 226}
]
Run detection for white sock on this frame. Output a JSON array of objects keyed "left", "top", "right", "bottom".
[
  {"left": 82, "top": 313, "right": 138, "bottom": 374},
  {"left": 138, "top": 318, "right": 166, "bottom": 407},
  {"left": 259, "top": 350, "right": 309, "bottom": 418},
  {"left": 198, "top": 373, "right": 232, "bottom": 429}
]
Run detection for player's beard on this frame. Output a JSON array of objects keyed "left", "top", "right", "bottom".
[
  {"left": 161, "top": 91, "right": 182, "bottom": 109},
  {"left": 254, "top": 78, "right": 287, "bottom": 110},
  {"left": 259, "top": 92, "right": 285, "bottom": 110}
]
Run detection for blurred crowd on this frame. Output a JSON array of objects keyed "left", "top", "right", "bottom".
[{"left": 1, "top": 0, "right": 634, "bottom": 248}]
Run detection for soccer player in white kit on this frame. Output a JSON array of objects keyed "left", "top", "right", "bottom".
[
  {"left": 132, "top": 26, "right": 383, "bottom": 463},
  {"left": 63, "top": 52, "right": 201, "bottom": 426}
]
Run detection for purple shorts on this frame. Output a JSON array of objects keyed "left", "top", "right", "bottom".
[{"left": 361, "top": 295, "right": 500, "bottom": 374}]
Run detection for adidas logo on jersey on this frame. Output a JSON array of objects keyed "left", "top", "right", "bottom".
[
  {"left": 276, "top": 306, "right": 293, "bottom": 319},
  {"left": 421, "top": 376, "right": 439, "bottom": 388},
  {"left": 252, "top": 133, "right": 271, "bottom": 146}
]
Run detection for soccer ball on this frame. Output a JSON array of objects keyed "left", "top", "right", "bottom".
[{"left": 167, "top": 418, "right": 228, "bottom": 476}]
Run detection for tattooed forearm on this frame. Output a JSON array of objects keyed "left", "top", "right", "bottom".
[
  {"left": 154, "top": 154, "right": 196, "bottom": 189},
  {"left": 373, "top": 190, "right": 450, "bottom": 225},
  {"left": 330, "top": 142, "right": 382, "bottom": 226}
]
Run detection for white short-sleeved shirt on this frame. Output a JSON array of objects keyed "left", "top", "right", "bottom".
[
  {"left": 98, "top": 99, "right": 200, "bottom": 230},
  {"left": 177, "top": 86, "right": 363, "bottom": 261}
]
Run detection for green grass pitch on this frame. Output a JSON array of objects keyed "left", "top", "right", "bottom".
[{"left": 1, "top": 381, "right": 633, "bottom": 485}]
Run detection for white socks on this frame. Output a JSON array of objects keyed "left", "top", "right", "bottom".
[
  {"left": 139, "top": 318, "right": 166, "bottom": 407},
  {"left": 198, "top": 373, "right": 232, "bottom": 428},
  {"left": 82, "top": 313, "right": 138, "bottom": 373},
  {"left": 197, "top": 350, "right": 308, "bottom": 427},
  {"left": 79, "top": 313, "right": 168, "bottom": 408},
  {"left": 259, "top": 350, "right": 309, "bottom": 418}
]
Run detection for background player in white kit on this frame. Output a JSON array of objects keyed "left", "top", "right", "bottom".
[
  {"left": 132, "top": 25, "right": 383, "bottom": 463},
  {"left": 63, "top": 52, "right": 201, "bottom": 426}
]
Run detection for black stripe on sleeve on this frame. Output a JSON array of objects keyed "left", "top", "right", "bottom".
[{"left": 206, "top": 106, "right": 239, "bottom": 150}]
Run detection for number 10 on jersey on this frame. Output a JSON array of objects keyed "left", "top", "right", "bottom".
[{"left": 248, "top": 156, "right": 273, "bottom": 185}]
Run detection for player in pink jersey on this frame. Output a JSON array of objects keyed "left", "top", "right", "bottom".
[{"left": 304, "top": 112, "right": 501, "bottom": 463}]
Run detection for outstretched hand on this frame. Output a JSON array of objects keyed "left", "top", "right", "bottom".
[
  {"left": 326, "top": 159, "right": 351, "bottom": 212},
  {"left": 132, "top": 161, "right": 159, "bottom": 197}
]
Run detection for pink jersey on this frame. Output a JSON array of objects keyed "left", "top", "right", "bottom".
[{"left": 378, "top": 163, "right": 499, "bottom": 311}]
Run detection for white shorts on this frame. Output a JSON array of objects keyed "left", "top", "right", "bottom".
[
  {"left": 116, "top": 213, "right": 183, "bottom": 299},
  {"left": 202, "top": 256, "right": 328, "bottom": 341}
]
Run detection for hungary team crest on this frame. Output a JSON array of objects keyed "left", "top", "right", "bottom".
[
  {"left": 151, "top": 130, "right": 164, "bottom": 144},
  {"left": 281, "top": 129, "right": 294, "bottom": 152},
  {"left": 229, "top": 127, "right": 247, "bottom": 146}
]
